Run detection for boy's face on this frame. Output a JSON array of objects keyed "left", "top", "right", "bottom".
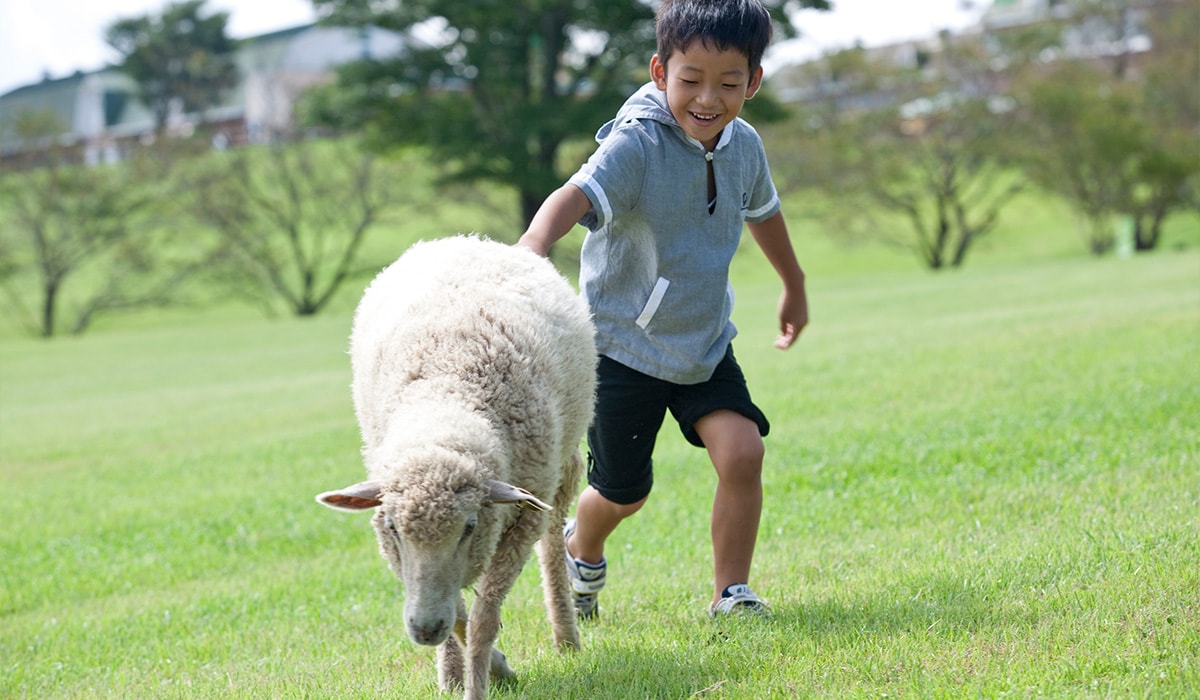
[{"left": 650, "top": 41, "right": 763, "bottom": 152}]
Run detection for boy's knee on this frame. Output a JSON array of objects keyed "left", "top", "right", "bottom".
[
  {"left": 740, "top": 439, "right": 766, "bottom": 468},
  {"left": 710, "top": 433, "right": 764, "bottom": 485},
  {"left": 722, "top": 440, "right": 764, "bottom": 477},
  {"left": 697, "top": 411, "right": 763, "bottom": 457}
]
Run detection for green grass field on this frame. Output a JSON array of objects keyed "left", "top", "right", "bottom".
[{"left": 2, "top": 227, "right": 1197, "bottom": 697}]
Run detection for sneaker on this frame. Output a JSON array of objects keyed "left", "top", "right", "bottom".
[
  {"left": 563, "top": 519, "right": 606, "bottom": 619},
  {"left": 709, "top": 584, "right": 771, "bottom": 618}
]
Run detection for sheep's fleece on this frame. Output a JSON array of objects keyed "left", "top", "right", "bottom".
[{"left": 317, "top": 235, "right": 596, "bottom": 700}]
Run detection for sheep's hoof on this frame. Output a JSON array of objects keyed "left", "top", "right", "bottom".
[{"left": 489, "top": 647, "right": 516, "bottom": 681}]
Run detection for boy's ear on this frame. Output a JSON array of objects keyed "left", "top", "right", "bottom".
[
  {"left": 650, "top": 53, "right": 667, "bottom": 90},
  {"left": 745, "top": 66, "right": 764, "bottom": 99}
]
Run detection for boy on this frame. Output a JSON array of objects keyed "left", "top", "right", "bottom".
[{"left": 517, "top": 0, "right": 808, "bottom": 618}]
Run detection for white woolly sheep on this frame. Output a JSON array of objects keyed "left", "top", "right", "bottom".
[{"left": 316, "top": 235, "right": 596, "bottom": 700}]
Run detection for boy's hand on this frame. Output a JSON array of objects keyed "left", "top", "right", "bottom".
[
  {"left": 774, "top": 288, "right": 808, "bottom": 350},
  {"left": 746, "top": 211, "right": 807, "bottom": 350},
  {"left": 517, "top": 184, "right": 592, "bottom": 257}
]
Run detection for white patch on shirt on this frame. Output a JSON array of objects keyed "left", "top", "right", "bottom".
[
  {"left": 635, "top": 277, "right": 670, "bottom": 329},
  {"left": 572, "top": 172, "right": 613, "bottom": 228},
  {"left": 747, "top": 193, "right": 780, "bottom": 220}
]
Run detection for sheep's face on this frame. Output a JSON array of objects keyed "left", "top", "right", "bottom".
[
  {"left": 315, "top": 465, "right": 553, "bottom": 648},
  {"left": 372, "top": 483, "right": 490, "bottom": 647}
]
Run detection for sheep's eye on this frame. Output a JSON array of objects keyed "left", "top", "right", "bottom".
[
  {"left": 461, "top": 517, "right": 477, "bottom": 541},
  {"left": 383, "top": 514, "right": 399, "bottom": 534}
]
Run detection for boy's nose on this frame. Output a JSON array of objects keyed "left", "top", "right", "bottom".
[{"left": 696, "top": 86, "right": 719, "bottom": 107}]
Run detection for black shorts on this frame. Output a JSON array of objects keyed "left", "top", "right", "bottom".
[{"left": 586, "top": 345, "right": 770, "bottom": 505}]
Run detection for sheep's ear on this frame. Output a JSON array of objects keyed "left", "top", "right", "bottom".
[
  {"left": 486, "top": 480, "right": 552, "bottom": 511},
  {"left": 316, "top": 481, "right": 384, "bottom": 512}
]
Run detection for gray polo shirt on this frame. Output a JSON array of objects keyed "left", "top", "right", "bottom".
[{"left": 568, "top": 82, "right": 781, "bottom": 384}]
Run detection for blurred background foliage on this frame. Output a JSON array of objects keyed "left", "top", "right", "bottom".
[{"left": 0, "top": 0, "right": 1195, "bottom": 336}]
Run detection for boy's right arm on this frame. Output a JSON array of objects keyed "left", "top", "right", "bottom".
[{"left": 516, "top": 184, "right": 593, "bottom": 257}]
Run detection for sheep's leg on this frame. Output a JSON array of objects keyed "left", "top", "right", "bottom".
[
  {"left": 453, "top": 613, "right": 514, "bottom": 683},
  {"left": 489, "top": 646, "right": 515, "bottom": 681},
  {"left": 438, "top": 635, "right": 465, "bottom": 691},
  {"left": 438, "top": 596, "right": 468, "bottom": 691},
  {"left": 537, "top": 450, "right": 585, "bottom": 650},
  {"left": 463, "top": 511, "right": 544, "bottom": 700}
]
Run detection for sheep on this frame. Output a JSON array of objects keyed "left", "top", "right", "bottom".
[{"left": 316, "top": 234, "right": 596, "bottom": 700}]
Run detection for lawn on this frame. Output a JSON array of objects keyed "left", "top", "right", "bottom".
[{"left": 1, "top": 241, "right": 1197, "bottom": 698}]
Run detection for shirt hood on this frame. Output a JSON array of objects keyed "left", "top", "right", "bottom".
[
  {"left": 595, "top": 81, "right": 734, "bottom": 153},
  {"left": 595, "top": 82, "right": 675, "bottom": 144}
]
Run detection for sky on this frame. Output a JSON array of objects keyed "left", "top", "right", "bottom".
[{"left": 0, "top": 0, "right": 987, "bottom": 96}]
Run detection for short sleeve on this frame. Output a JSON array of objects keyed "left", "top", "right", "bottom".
[
  {"left": 743, "top": 130, "right": 780, "bottom": 223},
  {"left": 567, "top": 123, "right": 647, "bottom": 232}
]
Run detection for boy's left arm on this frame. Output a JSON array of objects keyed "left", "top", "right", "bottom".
[{"left": 746, "top": 211, "right": 808, "bottom": 350}]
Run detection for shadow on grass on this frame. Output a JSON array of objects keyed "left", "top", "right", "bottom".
[
  {"left": 496, "top": 574, "right": 1018, "bottom": 698},
  {"left": 491, "top": 638, "right": 725, "bottom": 700},
  {"left": 783, "top": 572, "right": 1018, "bottom": 639}
]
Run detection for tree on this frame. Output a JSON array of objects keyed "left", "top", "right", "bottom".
[
  {"left": 1017, "top": 64, "right": 1138, "bottom": 254},
  {"left": 106, "top": 0, "right": 239, "bottom": 134},
  {"left": 767, "top": 35, "right": 1023, "bottom": 269},
  {"left": 185, "top": 134, "right": 408, "bottom": 316},
  {"left": 0, "top": 112, "right": 204, "bottom": 336},
  {"left": 306, "top": 0, "right": 829, "bottom": 234},
  {"left": 1130, "top": 0, "right": 1200, "bottom": 250},
  {"left": 858, "top": 112, "right": 1023, "bottom": 268},
  {"left": 1006, "top": 0, "right": 1198, "bottom": 254}
]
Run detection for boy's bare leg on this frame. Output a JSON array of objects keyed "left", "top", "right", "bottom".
[
  {"left": 694, "top": 409, "right": 765, "bottom": 608},
  {"left": 567, "top": 486, "right": 646, "bottom": 565}
]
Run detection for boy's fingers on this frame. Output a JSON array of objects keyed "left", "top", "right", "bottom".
[{"left": 774, "top": 325, "right": 798, "bottom": 349}]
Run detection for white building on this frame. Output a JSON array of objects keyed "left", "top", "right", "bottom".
[{"left": 0, "top": 23, "right": 403, "bottom": 164}]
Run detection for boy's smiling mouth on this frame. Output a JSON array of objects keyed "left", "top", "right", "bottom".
[{"left": 690, "top": 111, "right": 720, "bottom": 123}]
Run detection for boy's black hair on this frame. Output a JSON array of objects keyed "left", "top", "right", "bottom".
[{"left": 655, "top": 0, "right": 774, "bottom": 72}]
